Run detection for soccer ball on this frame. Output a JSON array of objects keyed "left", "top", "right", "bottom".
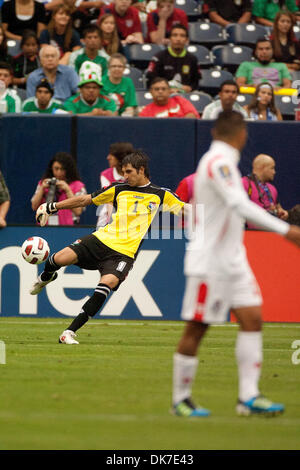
[{"left": 21, "top": 236, "right": 50, "bottom": 264}]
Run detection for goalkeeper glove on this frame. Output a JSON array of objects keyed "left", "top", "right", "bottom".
[{"left": 36, "top": 202, "right": 58, "bottom": 226}]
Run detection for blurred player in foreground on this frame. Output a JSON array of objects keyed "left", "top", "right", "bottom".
[
  {"left": 172, "top": 111, "right": 300, "bottom": 417},
  {"left": 31, "top": 150, "right": 185, "bottom": 344}
]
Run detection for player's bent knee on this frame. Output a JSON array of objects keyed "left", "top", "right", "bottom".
[{"left": 53, "top": 247, "right": 78, "bottom": 266}]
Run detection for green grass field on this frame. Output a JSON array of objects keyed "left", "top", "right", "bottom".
[{"left": 0, "top": 318, "right": 299, "bottom": 450}]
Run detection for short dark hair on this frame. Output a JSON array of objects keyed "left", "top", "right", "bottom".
[
  {"left": 255, "top": 38, "right": 272, "bottom": 49},
  {"left": 150, "top": 77, "right": 169, "bottom": 88},
  {"left": 170, "top": 23, "right": 188, "bottom": 38},
  {"left": 36, "top": 78, "right": 54, "bottom": 96},
  {"left": 220, "top": 80, "right": 239, "bottom": 93},
  {"left": 213, "top": 110, "right": 246, "bottom": 139},
  {"left": 20, "top": 29, "right": 39, "bottom": 47},
  {"left": 109, "top": 142, "right": 134, "bottom": 162},
  {"left": 0, "top": 62, "right": 13, "bottom": 74},
  {"left": 82, "top": 24, "right": 101, "bottom": 38},
  {"left": 122, "top": 150, "right": 150, "bottom": 178},
  {"left": 287, "top": 204, "right": 300, "bottom": 226}
]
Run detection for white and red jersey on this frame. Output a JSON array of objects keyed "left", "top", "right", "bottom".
[{"left": 184, "top": 140, "right": 289, "bottom": 278}]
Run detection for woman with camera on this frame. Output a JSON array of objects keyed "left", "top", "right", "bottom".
[{"left": 31, "top": 152, "right": 86, "bottom": 225}]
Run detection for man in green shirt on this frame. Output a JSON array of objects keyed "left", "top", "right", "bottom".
[
  {"left": 63, "top": 61, "right": 117, "bottom": 116},
  {"left": 22, "top": 79, "right": 64, "bottom": 114},
  {"left": 101, "top": 53, "right": 137, "bottom": 116},
  {"left": 235, "top": 39, "right": 292, "bottom": 89},
  {"left": 0, "top": 62, "right": 21, "bottom": 113},
  {"left": 252, "top": 0, "right": 299, "bottom": 27},
  {"left": 68, "top": 24, "right": 108, "bottom": 76}
]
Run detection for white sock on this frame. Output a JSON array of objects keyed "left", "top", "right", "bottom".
[
  {"left": 235, "top": 331, "right": 263, "bottom": 402},
  {"left": 172, "top": 352, "right": 199, "bottom": 405}
]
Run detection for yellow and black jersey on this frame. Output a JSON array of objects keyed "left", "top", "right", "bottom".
[{"left": 91, "top": 182, "right": 185, "bottom": 258}]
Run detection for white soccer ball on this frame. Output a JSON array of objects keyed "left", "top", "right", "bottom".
[{"left": 21, "top": 236, "right": 50, "bottom": 265}]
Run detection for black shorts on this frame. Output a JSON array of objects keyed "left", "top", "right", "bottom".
[{"left": 69, "top": 234, "right": 134, "bottom": 284}]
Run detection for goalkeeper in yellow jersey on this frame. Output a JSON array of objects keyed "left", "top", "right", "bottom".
[{"left": 31, "top": 150, "right": 186, "bottom": 344}]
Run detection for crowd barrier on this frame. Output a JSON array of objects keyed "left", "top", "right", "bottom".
[
  {"left": 0, "top": 227, "right": 299, "bottom": 322},
  {"left": 0, "top": 116, "right": 300, "bottom": 225}
]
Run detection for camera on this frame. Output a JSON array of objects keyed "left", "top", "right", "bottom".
[{"left": 46, "top": 177, "right": 57, "bottom": 203}]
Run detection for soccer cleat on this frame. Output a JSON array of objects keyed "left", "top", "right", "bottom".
[
  {"left": 59, "top": 330, "right": 79, "bottom": 345},
  {"left": 236, "top": 395, "right": 285, "bottom": 416},
  {"left": 30, "top": 272, "right": 58, "bottom": 295},
  {"left": 172, "top": 398, "right": 211, "bottom": 417}
]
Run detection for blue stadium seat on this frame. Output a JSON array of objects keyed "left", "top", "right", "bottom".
[
  {"left": 186, "top": 44, "right": 212, "bottom": 67},
  {"left": 188, "top": 22, "right": 227, "bottom": 47},
  {"left": 136, "top": 90, "right": 153, "bottom": 110},
  {"left": 174, "top": 0, "right": 201, "bottom": 21},
  {"left": 123, "top": 66, "right": 146, "bottom": 90},
  {"left": 198, "top": 68, "right": 234, "bottom": 96},
  {"left": 225, "top": 23, "right": 268, "bottom": 47},
  {"left": 7, "top": 39, "right": 21, "bottom": 57},
  {"left": 293, "top": 25, "right": 300, "bottom": 41},
  {"left": 275, "top": 95, "right": 297, "bottom": 120},
  {"left": 236, "top": 93, "right": 253, "bottom": 107},
  {"left": 125, "top": 44, "right": 163, "bottom": 70},
  {"left": 16, "top": 88, "right": 27, "bottom": 102},
  {"left": 182, "top": 91, "right": 213, "bottom": 114},
  {"left": 212, "top": 44, "right": 253, "bottom": 73}
]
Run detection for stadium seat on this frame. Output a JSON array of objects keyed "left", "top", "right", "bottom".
[
  {"left": 135, "top": 90, "right": 153, "bottom": 111},
  {"left": 236, "top": 93, "right": 253, "bottom": 107},
  {"left": 293, "top": 25, "right": 300, "bottom": 41},
  {"left": 186, "top": 44, "right": 212, "bottom": 67},
  {"left": 188, "top": 22, "right": 227, "bottom": 47},
  {"left": 275, "top": 95, "right": 297, "bottom": 120},
  {"left": 7, "top": 39, "right": 21, "bottom": 57},
  {"left": 16, "top": 88, "right": 27, "bottom": 102},
  {"left": 212, "top": 44, "right": 254, "bottom": 73},
  {"left": 182, "top": 91, "right": 213, "bottom": 114},
  {"left": 198, "top": 68, "right": 234, "bottom": 96},
  {"left": 225, "top": 23, "right": 268, "bottom": 48},
  {"left": 125, "top": 44, "right": 163, "bottom": 70},
  {"left": 123, "top": 66, "right": 146, "bottom": 90},
  {"left": 174, "top": 0, "right": 201, "bottom": 21}
]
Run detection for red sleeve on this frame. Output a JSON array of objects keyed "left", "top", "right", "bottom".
[
  {"left": 146, "top": 11, "right": 157, "bottom": 35},
  {"left": 176, "top": 9, "right": 188, "bottom": 28},
  {"left": 176, "top": 96, "right": 200, "bottom": 118},
  {"left": 175, "top": 179, "right": 189, "bottom": 203}
]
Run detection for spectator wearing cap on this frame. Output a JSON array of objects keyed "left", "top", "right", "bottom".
[
  {"left": 26, "top": 45, "right": 79, "bottom": 102},
  {"left": 22, "top": 79, "right": 64, "bottom": 113},
  {"left": 63, "top": 61, "right": 117, "bottom": 115}
]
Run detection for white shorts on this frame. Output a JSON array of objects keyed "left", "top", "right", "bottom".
[{"left": 181, "top": 268, "right": 262, "bottom": 324}]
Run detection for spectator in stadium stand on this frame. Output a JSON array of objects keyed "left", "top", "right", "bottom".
[
  {"left": 0, "top": 62, "right": 22, "bottom": 113},
  {"left": 0, "top": 170, "right": 10, "bottom": 228},
  {"left": 235, "top": 38, "right": 292, "bottom": 89},
  {"left": 139, "top": 76, "right": 200, "bottom": 117},
  {"left": 145, "top": 24, "right": 201, "bottom": 93},
  {"left": 202, "top": 80, "right": 248, "bottom": 119},
  {"left": 1, "top": 0, "right": 47, "bottom": 41},
  {"left": 98, "top": 0, "right": 144, "bottom": 45},
  {"left": 242, "top": 153, "right": 288, "bottom": 229},
  {"left": 243, "top": 82, "right": 283, "bottom": 120},
  {"left": 39, "top": 3, "right": 82, "bottom": 65},
  {"left": 26, "top": 45, "right": 79, "bottom": 102},
  {"left": 270, "top": 11, "right": 300, "bottom": 72},
  {"left": 203, "top": 0, "right": 252, "bottom": 27},
  {"left": 63, "top": 60, "right": 117, "bottom": 115},
  {"left": 96, "top": 141, "right": 134, "bottom": 229},
  {"left": 0, "top": 25, "right": 13, "bottom": 64},
  {"left": 101, "top": 53, "right": 137, "bottom": 116},
  {"left": 252, "top": 0, "right": 299, "bottom": 27},
  {"left": 287, "top": 204, "right": 300, "bottom": 226},
  {"left": 98, "top": 13, "right": 125, "bottom": 57},
  {"left": 31, "top": 151, "right": 87, "bottom": 226},
  {"left": 68, "top": 24, "right": 108, "bottom": 75},
  {"left": 146, "top": 0, "right": 188, "bottom": 45},
  {"left": 22, "top": 78, "right": 64, "bottom": 113},
  {"left": 12, "top": 30, "right": 40, "bottom": 89}
]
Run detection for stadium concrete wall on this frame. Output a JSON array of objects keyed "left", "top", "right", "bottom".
[
  {"left": 0, "top": 227, "right": 299, "bottom": 322},
  {"left": 0, "top": 116, "right": 300, "bottom": 225}
]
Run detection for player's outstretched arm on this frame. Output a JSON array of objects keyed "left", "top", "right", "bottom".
[
  {"left": 36, "top": 194, "right": 93, "bottom": 226},
  {"left": 285, "top": 225, "right": 300, "bottom": 248}
]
